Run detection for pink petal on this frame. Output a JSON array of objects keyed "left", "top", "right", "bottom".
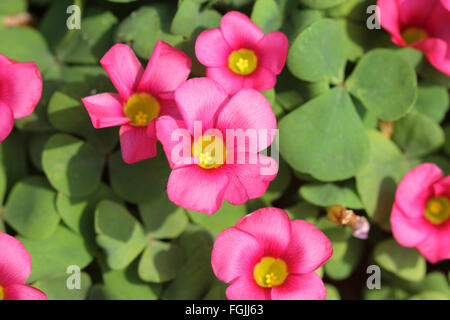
[
  {"left": 255, "top": 31, "right": 289, "bottom": 74},
  {"left": 167, "top": 165, "right": 229, "bottom": 214},
  {"left": 442, "top": 0, "right": 450, "bottom": 11},
  {"left": 395, "top": 163, "right": 443, "bottom": 218},
  {"left": 100, "top": 43, "right": 143, "bottom": 101},
  {"left": 174, "top": 78, "right": 228, "bottom": 135},
  {"left": 119, "top": 123, "right": 157, "bottom": 164},
  {"left": 216, "top": 89, "right": 277, "bottom": 152},
  {"left": 390, "top": 204, "right": 432, "bottom": 247},
  {"left": 212, "top": 227, "right": 263, "bottom": 283},
  {"left": 138, "top": 41, "right": 191, "bottom": 95},
  {"left": 424, "top": 0, "right": 450, "bottom": 33},
  {"left": 0, "top": 62, "right": 42, "bottom": 118},
  {"left": 223, "top": 154, "right": 278, "bottom": 205},
  {"left": 195, "top": 28, "right": 232, "bottom": 67},
  {"left": 220, "top": 11, "right": 264, "bottom": 49},
  {"left": 433, "top": 176, "right": 450, "bottom": 198},
  {"left": 377, "top": 0, "right": 402, "bottom": 42},
  {"left": 206, "top": 66, "right": 245, "bottom": 96},
  {"left": 0, "top": 102, "right": 14, "bottom": 143},
  {"left": 412, "top": 38, "right": 450, "bottom": 76},
  {"left": 242, "top": 66, "right": 277, "bottom": 92},
  {"left": 280, "top": 220, "right": 333, "bottom": 274},
  {"left": 223, "top": 174, "right": 249, "bottom": 205},
  {"left": 398, "top": 0, "right": 440, "bottom": 28},
  {"left": 0, "top": 233, "right": 32, "bottom": 287},
  {"left": 81, "top": 93, "right": 130, "bottom": 129},
  {"left": 235, "top": 207, "right": 292, "bottom": 257},
  {"left": 0, "top": 54, "right": 14, "bottom": 66},
  {"left": 417, "top": 221, "right": 450, "bottom": 264},
  {"left": 155, "top": 115, "right": 191, "bottom": 168},
  {"left": 3, "top": 284, "right": 47, "bottom": 300},
  {"left": 158, "top": 93, "right": 182, "bottom": 120},
  {"left": 424, "top": 2, "right": 450, "bottom": 75},
  {"left": 226, "top": 276, "right": 268, "bottom": 300},
  {"left": 270, "top": 273, "right": 327, "bottom": 300}
]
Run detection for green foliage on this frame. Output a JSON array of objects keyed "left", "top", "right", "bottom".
[
  {"left": 279, "top": 88, "right": 369, "bottom": 181},
  {"left": 300, "top": 180, "right": 363, "bottom": 209},
  {"left": 356, "top": 131, "right": 409, "bottom": 230},
  {"left": 288, "top": 19, "right": 348, "bottom": 84},
  {"left": 33, "top": 272, "right": 92, "bottom": 300},
  {"left": 374, "top": 239, "right": 426, "bottom": 282},
  {"left": 251, "top": 0, "right": 282, "bottom": 33},
  {"left": 95, "top": 200, "right": 148, "bottom": 270},
  {"left": 346, "top": 49, "right": 418, "bottom": 121},
  {"left": 108, "top": 149, "right": 170, "bottom": 204},
  {"left": 18, "top": 225, "right": 94, "bottom": 283},
  {"left": 42, "top": 134, "right": 105, "bottom": 198},
  {"left": 4, "top": 176, "right": 60, "bottom": 240}
]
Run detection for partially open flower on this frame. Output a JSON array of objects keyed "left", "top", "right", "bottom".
[
  {"left": 391, "top": 163, "right": 450, "bottom": 263},
  {"left": 195, "top": 11, "right": 288, "bottom": 95},
  {"left": 377, "top": 0, "right": 450, "bottom": 75},
  {"left": 211, "top": 208, "right": 333, "bottom": 300},
  {"left": 0, "top": 232, "right": 46, "bottom": 300}
]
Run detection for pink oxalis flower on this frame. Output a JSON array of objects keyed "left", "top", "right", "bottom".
[
  {"left": 82, "top": 41, "right": 191, "bottom": 164},
  {"left": 0, "top": 54, "right": 42, "bottom": 143},
  {"left": 156, "top": 77, "right": 278, "bottom": 215},
  {"left": 377, "top": 0, "right": 450, "bottom": 75},
  {"left": 212, "top": 208, "right": 333, "bottom": 300},
  {"left": 0, "top": 232, "right": 46, "bottom": 300},
  {"left": 195, "top": 11, "right": 288, "bottom": 95},
  {"left": 391, "top": 163, "right": 450, "bottom": 263}
]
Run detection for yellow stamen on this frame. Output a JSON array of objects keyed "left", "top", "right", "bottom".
[
  {"left": 253, "top": 257, "right": 288, "bottom": 288},
  {"left": 402, "top": 27, "right": 428, "bottom": 45},
  {"left": 192, "top": 134, "right": 227, "bottom": 169},
  {"left": 424, "top": 196, "right": 450, "bottom": 225},
  {"left": 124, "top": 93, "right": 160, "bottom": 127},
  {"left": 0, "top": 285, "right": 4, "bottom": 300},
  {"left": 228, "top": 49, "right": 258, "bottom": 75}
]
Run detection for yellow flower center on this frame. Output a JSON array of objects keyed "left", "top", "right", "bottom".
[
  {"left": 402, "top": 27, "right": 428, "bottom": 45},
  {"left": 123, "top": 93, "right": 160, "bottom": 127},
  {"left": 253, "top": 257, "right": 288, "bottom": 288},
  {"left": 424, "top": 196, "right": 450, "bottom": 225},
  {"left": 191, "top": 134, "right": 227, "bottom": 169},
  {"left": 0, "top": 285, "right": 4, "bottom": 300},
  {"left": 228, "top": 49, "right": 258, "bottom": 75}
]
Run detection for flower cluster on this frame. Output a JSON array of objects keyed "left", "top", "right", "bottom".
[
  {"left": 82, "top": 11, "right": 286, "bottom": 215},
  {"left": 1, "top": 4, "right": 449, "bottom": 302}
]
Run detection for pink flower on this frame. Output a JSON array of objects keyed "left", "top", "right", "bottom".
[
  {"left": 195, "top": 11, "right": 288, "bottom": 95},
  {"left": 0, "top": 232, "right": 46, "bottom": 300},
  {"left": 82, "top": 41, "right": 192, "bottom": 164},
  {"left": 0, "top": 54, "right": 42, "bottom": 143},
  {"left": 156, "top": 77, "right": 278, "bottom": 215},
  {"left": 211, "top": 208, "right": 333, "bottom": 300},
  {"left": 377, "top": 0, "right": 450, "bottom": 75},
  {"left": 391, "top": 163, "right": 450, "bottom": 263}
]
